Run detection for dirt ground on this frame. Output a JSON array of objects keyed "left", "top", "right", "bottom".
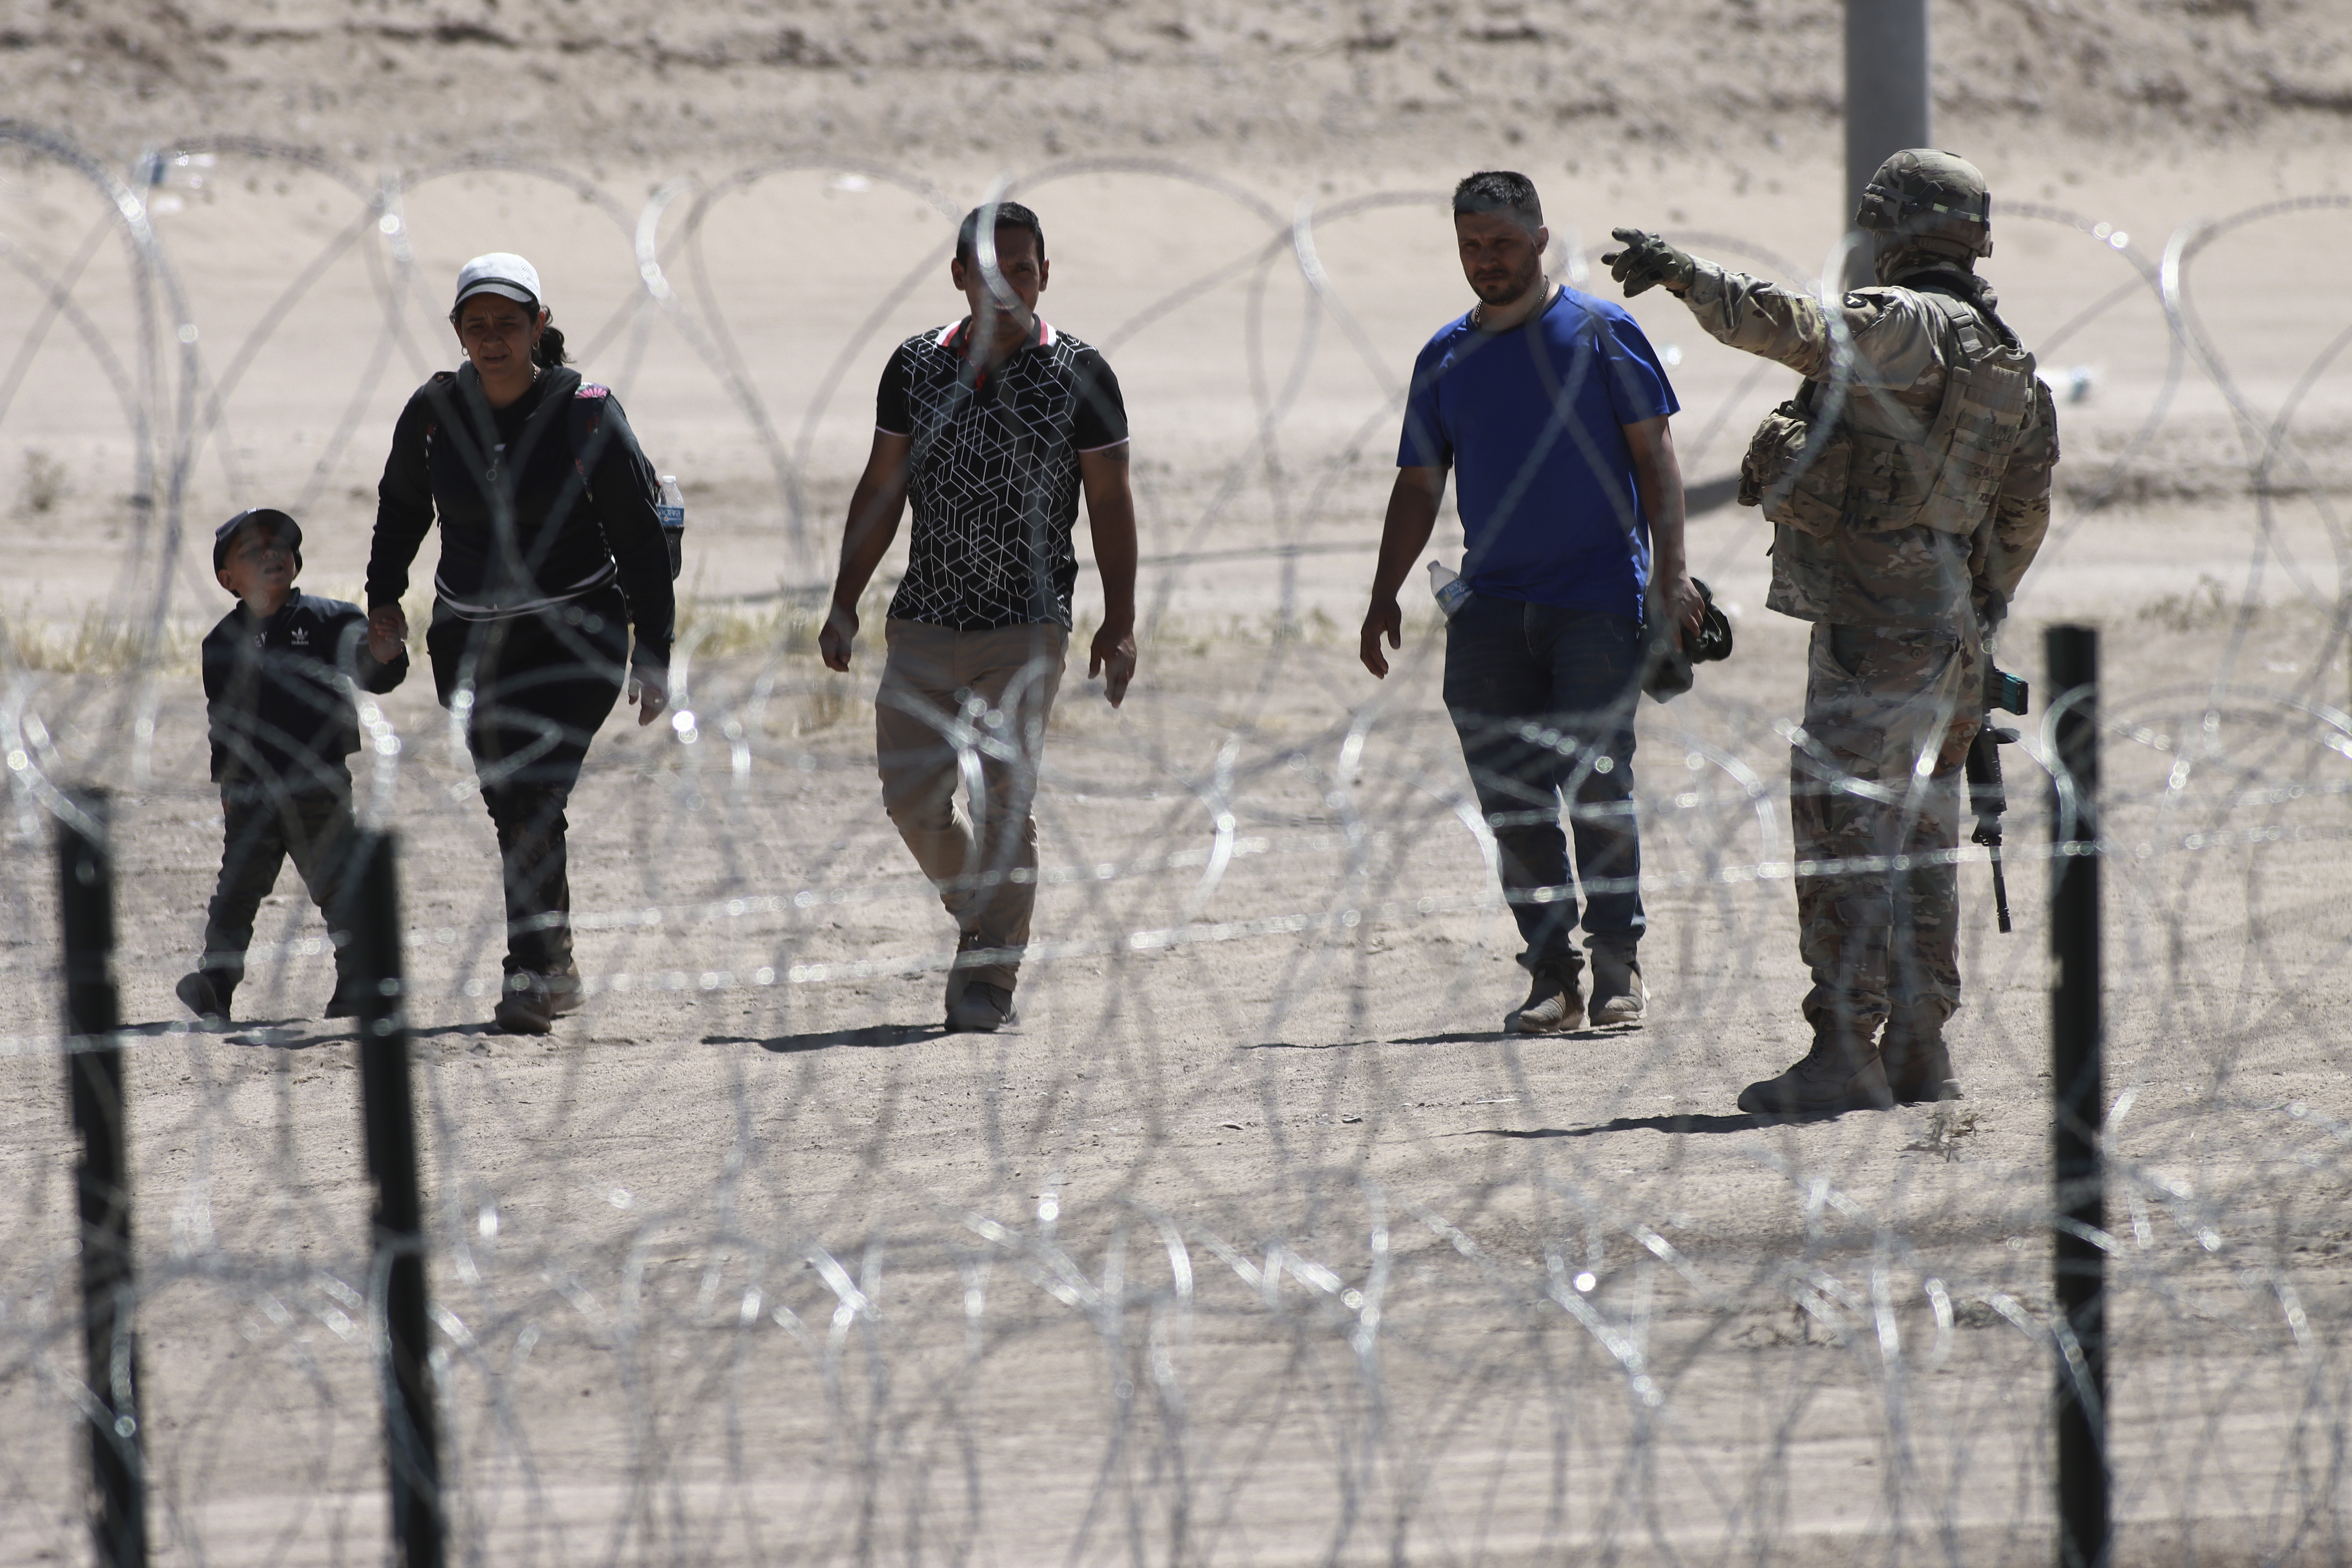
[
  {"left": 7, "top": 0, "right": 2351, "bottom": 169},
  {"left": 4, "top": 8, "right": 2352, "bottom": 1562}
]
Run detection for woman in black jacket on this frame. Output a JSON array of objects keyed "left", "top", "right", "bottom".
[{"left": 365, "top": 252, "right": 674, "bottom": 1034}]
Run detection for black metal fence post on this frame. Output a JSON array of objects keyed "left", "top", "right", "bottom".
[
  {"left": 2048, "top": 625, "right": 2108, "bottom": 1568},
  {"left": 58, "top": 787, "right": 149, "bottom": 1568},
  {"left": 348, "top": 831, "right": 444, "bottom": 1568}
]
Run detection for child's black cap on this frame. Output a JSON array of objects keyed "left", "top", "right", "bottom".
[{"left": 212, "top": 508, "right": 304, "bottom": 577}]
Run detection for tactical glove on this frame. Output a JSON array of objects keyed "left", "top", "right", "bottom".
[
  {"left": 1973, "top": 585, "right": 2009, "bottom": 648},
  {"left": 1603, "top": 228, "right": 1698, "bottom": 298}
]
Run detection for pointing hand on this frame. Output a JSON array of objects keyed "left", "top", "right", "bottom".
[{"left": 1601, "top": 229, "right": 1698, "bottom": 298}]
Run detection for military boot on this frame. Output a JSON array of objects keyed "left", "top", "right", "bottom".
[
  {"left": 1736, "top": 1030, "right": 1893, "bottom": 1119},
  {"left": 1880, "top": 1026, "right": 1961, "bottom": 1104}
]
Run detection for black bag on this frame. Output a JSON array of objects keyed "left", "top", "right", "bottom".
[{"left": 1642, "top": 576, "right": 1735, "bottom": 702}]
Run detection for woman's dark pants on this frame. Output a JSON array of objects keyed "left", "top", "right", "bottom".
[
  {"left": 428, "top": 586, "right": 627, "bottom": 979},
  {"left": 1441, "top": 594, "right": 1646, "bottom": 977}
]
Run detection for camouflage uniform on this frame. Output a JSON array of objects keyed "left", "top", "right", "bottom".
[{"left": 1675, "top": 258, "right": 2057, "bottom": 1075}]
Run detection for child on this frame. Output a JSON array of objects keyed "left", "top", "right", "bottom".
[{"left": 176, "top": 508, "right": 409, "bottom": 1022}]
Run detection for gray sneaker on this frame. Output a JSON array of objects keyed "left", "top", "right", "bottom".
[
  {"left": 1505, "top": 964, "right": 1584, "bottom": 1034},
  {"left": 1589, "top": 951, "right": 1647, "bottom": 1027},
  {"left": 946, "top": 980, "right": 1016, "bottom": 1034}
]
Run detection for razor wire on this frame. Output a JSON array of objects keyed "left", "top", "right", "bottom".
[{"left": 0, "top": 123, "right": 2349, "bottom": 1564}]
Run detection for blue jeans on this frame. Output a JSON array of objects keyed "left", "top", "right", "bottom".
[{"left": 1442, "top": 594, "right": 1645, "bottom": 972}]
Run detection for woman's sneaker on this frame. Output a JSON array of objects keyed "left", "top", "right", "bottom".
[{"left": 175, "top": 970, "right": 233, "bottom": 1023}]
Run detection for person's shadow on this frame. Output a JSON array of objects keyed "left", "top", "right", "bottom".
[
  {"left": 1486, "top": 1111, "right": 1761, "bottom": 1139},
  {"left": 706, "top": 1024, "right": 945, "bottom": 1056},
  {"left": 124, "top": 1017, "right": 344, "bottom": 1050},
  {"left": 1245, "top": 1028, "right": 1634, "bottom": 1051},
  {"left": 126, "top": 1018, "right": 512, "bottom": 1050}
]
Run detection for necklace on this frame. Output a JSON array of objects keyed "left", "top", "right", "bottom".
[{"left": 1476, "top": 281, "right": 1554, "bottom": 331}]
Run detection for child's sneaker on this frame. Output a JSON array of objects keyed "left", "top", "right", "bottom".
[{"left": 176, "top": 971, "right": 233, "bottom": 1023}]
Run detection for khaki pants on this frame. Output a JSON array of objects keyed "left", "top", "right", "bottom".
[{"left": 875, "top": 619, "right": 1067, "bottom": 995}]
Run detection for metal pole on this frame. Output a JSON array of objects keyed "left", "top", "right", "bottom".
[
  {"left": 1844, "top": 0, "right": 1933, "bottom": 286},
  {"left": 2047, "top": 625, "right": 2108, "bottom": 1568},
  {"left": 59, "top": 788, "right": 149, "bottom": 1568},
  {"left": 349, "top": 831, "right": 444, "bottom": 1568}
]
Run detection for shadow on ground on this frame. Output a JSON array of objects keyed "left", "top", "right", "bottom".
[
  {"left": 122, "top": 1017, "right": 350, "bottom": 1049},
  {"left": 708, "top": 1024, "right": 946, "bottom": 1054},
  {"left": 1487, "top": 1112, "right": 1762, "bottom": 1139},
  {"left": 1245, "top": 1028, "right": 1631, "bottom": 1051}
]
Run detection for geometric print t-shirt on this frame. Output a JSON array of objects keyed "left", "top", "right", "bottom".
[{"left": 876, "top": 317, "right": 1129, "bottom": 631}]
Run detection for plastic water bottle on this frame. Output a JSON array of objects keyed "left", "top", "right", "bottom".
[
  {"left": 1428, "top": 560, "right": 1472, "bottom": 618},
  {"left": 656, "top": 475, "right": 685, "bottom": 580}
]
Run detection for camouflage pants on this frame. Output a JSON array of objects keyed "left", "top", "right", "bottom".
[{"left": 1790, "top": 622, "right": 1981, "bottom": 1044}]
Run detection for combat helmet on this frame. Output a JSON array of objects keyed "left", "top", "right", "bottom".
[{"left": 1854, "top": 149, "right": 1992, "bottom": 261}]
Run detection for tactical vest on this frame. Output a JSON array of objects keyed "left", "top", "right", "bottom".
[{"left": 1738, "top": 288, "right": 2040, "bottom": 627}]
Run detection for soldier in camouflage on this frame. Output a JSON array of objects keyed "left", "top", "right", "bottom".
[{"left": 1602, "top": 150, "right": 2058, "bottom": 1117}]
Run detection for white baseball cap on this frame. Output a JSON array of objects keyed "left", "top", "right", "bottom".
[{"left": 452, "top": 252, "right": 543, "bottom": 311}]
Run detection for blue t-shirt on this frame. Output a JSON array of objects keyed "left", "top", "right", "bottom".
[{"left": 1397, "top": 287, "right": 1680, "bottom": 618}]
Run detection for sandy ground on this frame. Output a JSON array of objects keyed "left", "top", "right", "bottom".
[
  {"left": 3, "top": 593, "right": 2349, "bottom": 1564},
  {"left": 8, "top": 0, "right": 2352, "bottom": 170},
  {"left": 2, "top": 41, "right": 2352, "bottom": 1568}
]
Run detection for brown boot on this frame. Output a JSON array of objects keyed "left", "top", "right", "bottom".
[
  {"left": 1505, "top": 960, "right": 1585, "bottom": 1034},
  {"left": 1588, "top": 949, "right": 1646, "bottom": 1027},
  {"left": 1880, "top": 1028, "right": 1961, "bottom": 1103},
  {"left": 1737, "top": 1030, "right": 1894, "bottom": 1119}
]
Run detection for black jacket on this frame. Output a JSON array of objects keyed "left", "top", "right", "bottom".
[
  {"left": 203, "top": 591, "right": 408, "bottom": 789},
  {"left": 365, "top": 363, "right": 674, "bottom": 667}
]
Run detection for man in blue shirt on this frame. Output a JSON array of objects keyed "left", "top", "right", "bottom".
[{"left": 1361, "top": 171, "right": 1701, "bottom": 1034}]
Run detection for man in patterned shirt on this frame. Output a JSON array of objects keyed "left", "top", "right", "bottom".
[{"left": 821, "top": 201, "right": 1138, "bottom": 1033}]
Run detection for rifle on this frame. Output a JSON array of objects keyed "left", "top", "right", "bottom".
[{"left": 1965, "top": 665, "right": 2030, "bottom": 933}]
